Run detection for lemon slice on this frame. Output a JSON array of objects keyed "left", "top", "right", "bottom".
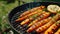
[{"left": 47, "top": 5, "right": 60, "bottom": 13}]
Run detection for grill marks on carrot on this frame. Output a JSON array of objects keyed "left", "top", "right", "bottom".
[
  {"left": 44, "top": 20, "right": 60, "bottom": 34},
  {"left": 27, "top": 17, "right": 51, "bottom": 33},
  {"left": 15, "top": 5, "right": 60, "bottom": 34},
  {"left": 20, "top": 10, "right": 43, "bottom": 25},
  {"left": 16, "top": 6, "right": 45, "bottom": 21},
  {"left": 20, "top": 6, "right": 45, "bottom": 18},
  {"left": 36, "top": 14, "right": 60, "bottom": 33},
  {"left": 28, "top": 11, "right": 50, "bottom": 27}
]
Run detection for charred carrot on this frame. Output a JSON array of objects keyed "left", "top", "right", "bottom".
[
  {"left": 44, "top": 20, "right": 60, "bottom": 34},
  {"left": 28, "top": 12, "right": 50, "bottom": 27},
  {"left": 20, "top": 6, "right": 45, "bottom": 17},
  {"left": 27, "top": 17, "right": 52, "bottom": 33},
  {"left": 36, "top": 19, "right": 56, "bottom": 33},
  {"left": 20, "top": 11, "right": 43, "bottom": 25},
  {"left": 27, "top": 14, "right": 60, "bottom": 32},
  {"left": 16, "top": 6, "right": 45, "bottom": 22},
  {"left": 20, "top": 7, "right": 39, "bottom": 17},
  {"left": 36, "top": 14, "right": 60, "bottom": 33},
  {"left": 20, "top": 18, "right": 33, "bottom": 25},
  {"left": 54, "top": 28, "right": 60, "bottom": 34},
  {"left": 16, "top": 9, "right": 42, "bottom": 21}
]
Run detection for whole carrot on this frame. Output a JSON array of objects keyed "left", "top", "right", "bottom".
[
  {"left": 16, "top": 6, "right": 45, "bottom": 22},
  {"left": 16, "top": 9, "right": 42, "bottom": 21},
  {"left": 36, "top": 14, "right": 60, "bottom": 33},
  {"left": 20, "top": 11, "right": 43, "bottom": 25},
  {"left": 20, "top": 7, "right": 39, "bottom": 17},
  {"left": 27, "top": 17, "right": 52, "bottom": 33},
  {"left": 36, "top": 19, "right": 56, "bottom": 33},
  {"left": 20, "top": 6, "right": 45, "bottom": 17},
  {"left": 54, "top": 28, "right": 60, "bottom": 34},
  {"left": 28, "top": 12, "right": 50, "bottom": 27},
  {"left": 44, "top": 20, "right": 60, "bottom": 34},
  {"left": 27, "top": 14, "right": 60, "bottom": 32}
]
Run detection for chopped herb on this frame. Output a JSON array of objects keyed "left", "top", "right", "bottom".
[
  {"left": 43, "top": 8, "right": 47, "bottom": 11},
  {"left": 30, "top": 14, "right": 38, "bottom": 18}
]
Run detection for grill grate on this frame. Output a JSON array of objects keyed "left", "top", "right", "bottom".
[{"left": 10, "top": 11, "right": 31, "bottom": 34}]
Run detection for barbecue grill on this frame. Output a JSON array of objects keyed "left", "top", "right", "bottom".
[{"left": 8, "top": 1, "right": 60, "bottom": 34}]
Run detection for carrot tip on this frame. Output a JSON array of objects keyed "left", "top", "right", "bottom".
[{"left": 15, "top": 19, "right": 20, "bottom": 22}]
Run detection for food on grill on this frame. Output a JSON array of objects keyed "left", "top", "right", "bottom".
[
  {"left": 28, "top": 12, "right": 50, "bottom": 27},
  {"left": 27, "top": 17, "right": 52, "bottom": 33},
  {"left": 36, "top": 14, "right": 60, "bottom": 33},
  {"left": 27, "top": 14, "right": 59, "bottom": 33},
  {"left": 20, "top": 10, "right": 43, "bottom": 25},
  {"left": 20, "top": 7, "right": 39, "bottom": 18},
  {"left": 47, "top": 5, "right": 60, "bottom": 14},
  {"left": 44, "top": 20, "right": 60, "bottom": 34},
  {"left": 15, "top": 5, "right": 60, "bottom": 34},
  {"left": 54, "top": 28, "right": 60, "bottom": 34},
  {"left": 16, "top": 6, "right": 45, "bottom": 21},
  {"left": 16, "top": 11, "right": 39, "bottom": 21},
  {"left": 20, "top": 6, "right": 45, "bottom": 18}
]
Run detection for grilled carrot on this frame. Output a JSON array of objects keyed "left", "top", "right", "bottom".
[
  {"left": 36, "top": 14, "right": 60, "bottom": 33},
  {"left": 54, "top": 28, "right": 60, "bottom": 34},
  {"left": 16, "top": 9, "right": 42, "bottom": 21},
  {"left": 36, "top": 19, "right": 56, "bottom": 33},
  {"left": 27, "top": 17, "right": 52, "bottom": 33},
  {"left": 28, "top": 12, "right": 50, "bottom": 27},
  {"left": 20, "top": 18, "right": 33, "bottom": 25},
  {"left": 20, "top": 6, "right": 45, "bottom": 17},
  {"left": 44, "top": 20, "right": 60, "bottom": 34},
  {"left": 20, "top": 11, "right": 43, "bottom": 25},
  {"left": 16, "top": 6, "right": 45, "bottom": 22},
  {"left": 27, "top": 14, "right": 60, "bottom": 32},
  {"left": 20, "top": 7, "right": 39, "bottom": 17}
]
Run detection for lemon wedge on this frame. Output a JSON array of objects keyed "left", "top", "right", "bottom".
[{"left": 47, "top": 5, "right": 60, "bottom": 13}]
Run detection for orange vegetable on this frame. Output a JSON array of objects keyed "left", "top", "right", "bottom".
[
  {"left": 28, "top": 12, "right": 50, "bottom": 27},
  {"left": 36, "top": 14, "right": 60, "bottom": 33},
  {"left": 20, "top": 6, "right": 45, "bottom": 17},
  {"left": 27, "top": 14, "right": 60, "bottom": 32},
  {"left": 36, "top": 19, "right": 56, "bottom": 33},
  {"left": 16, "top": 6, "right": 45, "bottom": 22},
  {"left": 27, "top": 17, "right": 52, "bottom": 33},
  {"left": 20, "top": 11, "right": 43, "bottom": 25},
  {"left": 16, "top": 10, "right": 42, "bottom": 21},
  {"left": 44, "top": 20, "right": 60, "bottom": 34}
]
